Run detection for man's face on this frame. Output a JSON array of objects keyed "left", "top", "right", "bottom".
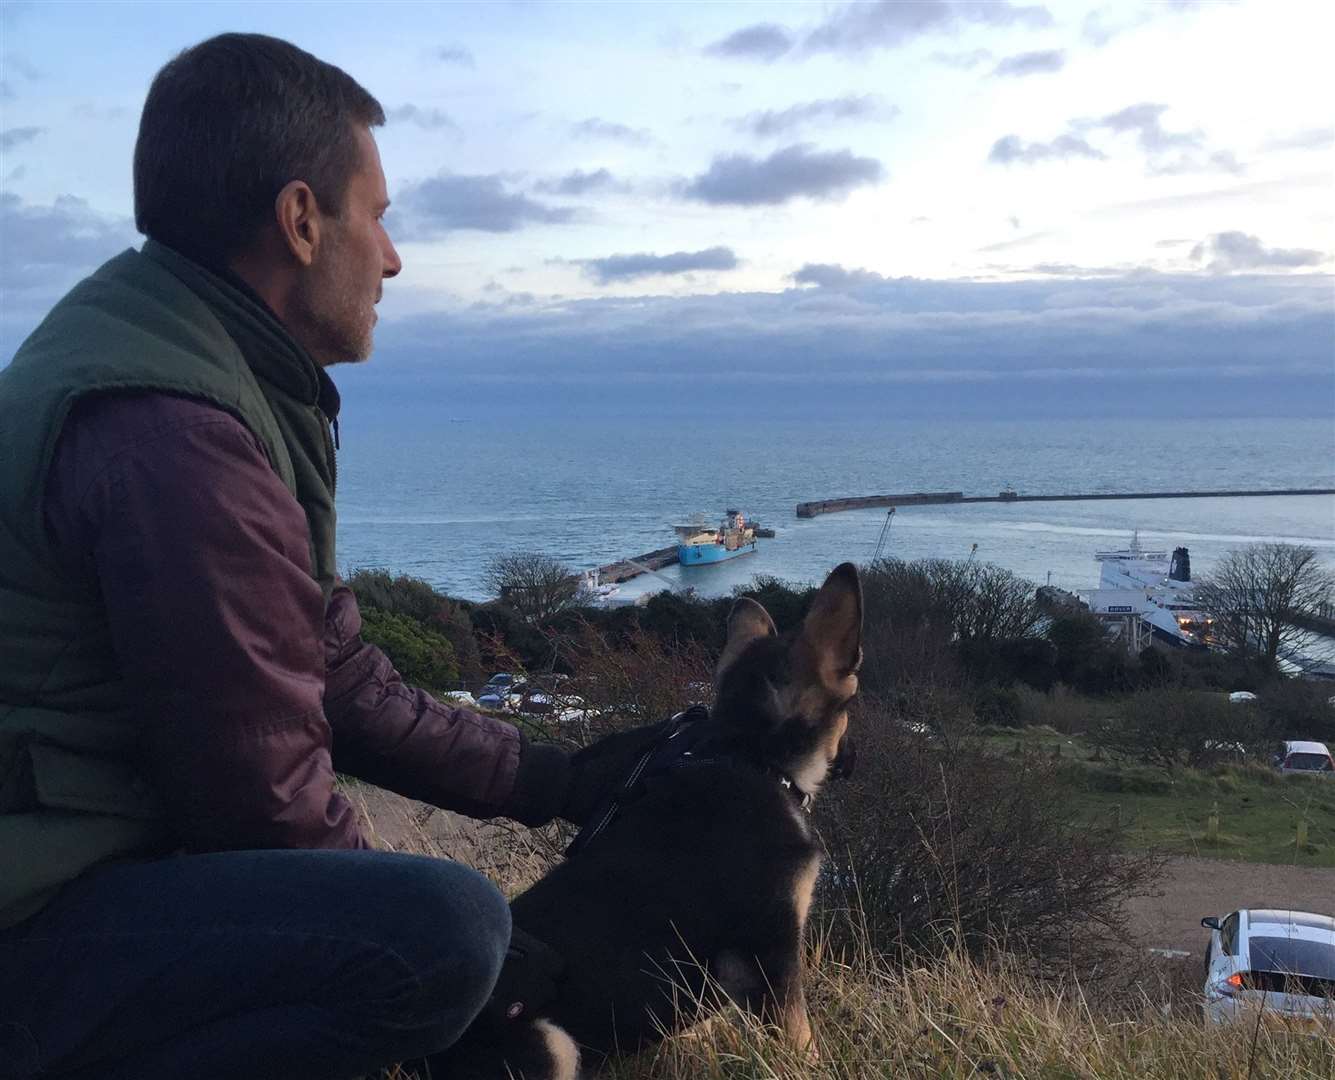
[{"left": 293, "top": 126, "right": 401, "bottom": 366}]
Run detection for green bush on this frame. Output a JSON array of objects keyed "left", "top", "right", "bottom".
[
  {"left": 358, "top": 608, "right": 459, "bottom": 691},
  {"left": 1089, "top": 689, "right": 1270, "bottom": 771}
]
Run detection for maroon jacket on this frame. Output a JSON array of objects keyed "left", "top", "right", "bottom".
[{"left": 44, "top": 392, "right": 567, "bottom": 854}]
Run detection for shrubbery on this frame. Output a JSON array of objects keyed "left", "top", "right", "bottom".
[
  {"left": 356, "top": 608, "right": 460, "bottom": 692},
  {"left": 1089, "top": 689, "right": 1270, "bottom": 771},
  {"left": 816, "top": 698, "right": 1159, "bottom": 979}
]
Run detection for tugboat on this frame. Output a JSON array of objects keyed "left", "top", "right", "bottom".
[{"left": 672, "top": 509, "right": 759, "bottom": 567}]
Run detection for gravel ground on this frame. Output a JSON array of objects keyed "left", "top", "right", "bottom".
[{"left": 1128, "top": 855, "right": 1335, "bottom": 959}]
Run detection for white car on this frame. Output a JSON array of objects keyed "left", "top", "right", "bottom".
[
  {"left": 1201, "top": 908, "right": 1335, "bottom": 1029},
  {"left": 1276, "top": 740, "right": 1335, "bottom": 776}
]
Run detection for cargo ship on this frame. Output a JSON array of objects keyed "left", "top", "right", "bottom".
[{"left": 672, "top": 509, "right": 758, "bottom": 567}]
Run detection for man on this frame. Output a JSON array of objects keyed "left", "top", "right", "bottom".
[{"left": 0, "top": 33, "right": 599, "bottom": 1080}]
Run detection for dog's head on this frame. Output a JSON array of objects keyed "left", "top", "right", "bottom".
[{"left": 712, "top": 562, "right": 862, "bottom": 797}]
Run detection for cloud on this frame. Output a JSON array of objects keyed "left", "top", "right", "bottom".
[
  {"left": 931, "top": 48, "right": 993, "bottom": 70},
  {"left": 1191, "top": 232, "right": 1325, "bottom": 273},
  {"left": 704, "top": 23, "right": 794, "bottom": 62},
  {"left": 682, "top": 143, "right": 885, "bottom": 205},
  {"left": 534, "top": 168, "right": 623, "bottom": 196},
  {"left": 385, "top": 104, "right": 460, "bottom": 134},
  {"left": 988, "top": 133, "right": 1105, "bottom": 165},
  {"left": 434, "top": 44, "right": 475, "bottom": 68},
  {"left": 992, "top": 49, "right": 1065, "bottom": 77},
  {"left": 354, "top": 271, "right": 1335, "bottom": 420},
  {"left": 579, "top": 246, "right": 739, "bottom": 284},
  {"left": 570, "top": 117, "right": 652, "bottom": 146},
  {"left": 0, "top": 192, "right": 137, "bottom": 295},
  {"left": 1085, "top": 102, "right": 1242, "bottom": 175},
  {"left": 804, "top": 1, "right": 1053, "bottom": 56},
  {"left": 733, "top": 95, "right": 899, "bottom": 137},
  {"left": 0, "top": 125, "right": 43, "bottom": 150},
  {"left": 1262, "top": 127, "right": 1335, "bottom": 152},
  {"left": 792, "top": 263, "right": 886, "bottom": 289},
  {"left": 977, "top": 230, "right": 1056, "bottom": 253},
  {"left": 393, "top": 174, "right": 576, "bottom": 236}
]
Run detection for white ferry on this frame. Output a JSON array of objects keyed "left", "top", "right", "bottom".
[{"left": 1082, "top": 531, "right": 1211, "bottom": 648}]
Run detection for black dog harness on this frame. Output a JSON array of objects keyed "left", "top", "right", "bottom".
[{"left": 565, "top": 704, "right": 813, "bottom": 859}]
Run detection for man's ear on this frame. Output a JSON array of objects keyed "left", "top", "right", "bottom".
[
  {"left": 796, "top": 562, "right": 863, "bottom": 689},
  {"left": 715, "top": 597, "right": 777, "bottom": 688},
  {"left": 273, "top": 179, "right": 321, "bottom": 267}
]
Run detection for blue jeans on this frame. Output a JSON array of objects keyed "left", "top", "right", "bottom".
[{"left": 0, "top": 849, "right": 511, "bottom": 1079}]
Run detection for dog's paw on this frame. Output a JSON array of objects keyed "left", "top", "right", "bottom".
[{"left": 531, "top": 1019, "right": 581, "bottom": 1080}]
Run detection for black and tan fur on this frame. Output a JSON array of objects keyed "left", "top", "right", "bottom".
[{"left": 440, "top": 563, "right": 863, "bottom": 1079}]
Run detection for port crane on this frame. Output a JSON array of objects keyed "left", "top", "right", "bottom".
[{"left": 871, "top": 507, "right": 896, "bottom": 562}]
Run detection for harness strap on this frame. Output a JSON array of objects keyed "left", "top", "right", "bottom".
[{"left": 565, "top": 704, "right": 812, "bottom": 858}]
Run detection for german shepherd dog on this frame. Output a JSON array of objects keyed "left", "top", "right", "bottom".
[{"left": 438, "top": 563, "right": 862, "bottom": 1079}]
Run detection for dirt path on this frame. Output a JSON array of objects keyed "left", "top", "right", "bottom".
[{"left": 1128, "top": 856, "right": 1335, "bottom": 958}]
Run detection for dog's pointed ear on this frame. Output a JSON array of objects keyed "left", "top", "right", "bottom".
[
  {"left": 715, "top": 597, "right": 777, "bottom": 687},
  {"left": 796, "top": 562, "right": 863, "bottom": 689}
]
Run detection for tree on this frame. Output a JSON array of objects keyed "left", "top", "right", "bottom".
[
  {"left": 482, "top": 551, "right": 587, "bottom": 624},
  {"left": 1193, "top": 543, "right": 1334, "bottom": 673}
]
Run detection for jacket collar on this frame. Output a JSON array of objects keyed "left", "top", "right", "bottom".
[{"left": 140, "top": 240, "right": 339, "bottom": 420}]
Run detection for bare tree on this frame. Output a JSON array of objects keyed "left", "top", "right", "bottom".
[
  {"left": 483, "top": 551, "right": 587, "bottom": 624},
  {"left": 1193, "top": 543, "right": 1334, "bottom": 672}
]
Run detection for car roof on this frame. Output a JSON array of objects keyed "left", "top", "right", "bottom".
[
  {"left": 1283, "top": 740, "right": 1332, "bottom": 755},
  {"left": 1243, "top": 909, "right": 1335, "bottom": 942}
]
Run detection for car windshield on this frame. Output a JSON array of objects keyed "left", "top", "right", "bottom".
[
  {"left": 1249, "top": 937, "right": 1335, "bottom": 981},
  {"left": 1286, "top": 753, "right": 1332, "bottom": 771}
]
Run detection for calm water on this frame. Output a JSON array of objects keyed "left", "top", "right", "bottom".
[{"left": 334, "top": 412, "right": 1335, "bottom": 603}]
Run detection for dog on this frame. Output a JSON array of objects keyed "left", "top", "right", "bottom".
[{"left": 437, "top": 562, "right": 862, "bottom": 1079}]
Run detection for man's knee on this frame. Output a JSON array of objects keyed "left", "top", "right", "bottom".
[{"left": 383, "top": 856, "right": 511, "bottom": 1037}]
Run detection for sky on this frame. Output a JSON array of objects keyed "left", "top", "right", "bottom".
[{"left": 2, "top": 0, "right": 1333, "bottom": 418}]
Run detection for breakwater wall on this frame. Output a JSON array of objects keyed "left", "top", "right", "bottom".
[
  {"left": 795, "top": 488, "right": 1335, "bottom": 519},
  {"left": 596, "top": 545, "right": 678, "bottom": 584}
]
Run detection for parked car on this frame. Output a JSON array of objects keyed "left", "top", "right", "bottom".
[
  {"left": 439, "top": 690, "right": 477, "bottom": 708},
  {"left": 1228, "top": 690, "right": 1259, "bottom": 704},
  {"left": 1274, "top": 740, "right": 1335, "bottom": 776},
  {"left": 1201, "top": 908, "right": 1335, "bottom": 1029}
]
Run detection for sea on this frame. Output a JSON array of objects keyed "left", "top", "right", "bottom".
[{"left": 334, "top": 410, "right": 1335, "bottom": 607}]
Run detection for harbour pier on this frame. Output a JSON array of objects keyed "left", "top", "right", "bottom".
[{"left": 795, "top": 488, "right": 1335, "bottom": 519}]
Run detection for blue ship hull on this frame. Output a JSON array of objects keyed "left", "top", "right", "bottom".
[{"left": 677, "top": 540, "right": 757, "bottom": 567}]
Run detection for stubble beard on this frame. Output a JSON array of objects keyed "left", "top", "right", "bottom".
[{"left": 293, "top": 234, "right": 375, "bottom": 367}]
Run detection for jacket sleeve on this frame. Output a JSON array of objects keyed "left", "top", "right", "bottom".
[
  {"left": 323, "top": 586, "right": 571, "bottom": 826},
  {"left": 46, "top": 394, "right": 367, "bottom": 853}
]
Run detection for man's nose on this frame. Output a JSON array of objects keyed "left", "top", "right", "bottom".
[{"left": 382, "top": 235, "right": 402, "bottom": 279}]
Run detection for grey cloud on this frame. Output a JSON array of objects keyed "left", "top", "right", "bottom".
[
  {"left": 735, "top": 95, "right": 898, "bottom": 137},
  {"left": 1262, "top": 128, "right": 1335, "bottom": 152},
  {"left": 804, "top": 1, "right": 1053, "bottom": 56},
  {"left": 1150, "top": 149, "right": 1243, "bottom": 177},
  {"left": 0, "top": 81, "right": 13, "bottom": 101},
  {"left": 0, "top": 125, "right": 43, "bottom": 150},
  {"left": 988, "top": 133, "right": 1105, "bottom": 165},
  {"left": 992, "top": 49, "right": 1065, "bottom": 77},
  {"left": 1, "top": 53, "right": 41, "bottom": 81},
  {"left": 1092, "top": 102, "right": 1198, "bottom": 153},
  {"left": 682, "top": 143, "right": 884, "bottom": 205},
  {"left": 386, "top": 105, "right": 460, "bottom": 134},
  {"left": 534, "top": 168, "right": 623, "bottom": 196},
  {"left": 0, "top": 192, "right": 137, "bottom": 295},
  {"left": 1191, "top": 231, "right": 1325, "bottom": 273},
  {"left": 1082, "top": 9, "right": 1144, "bottom": 46},
  {"left": 580, "top": 246, "right": 738, "bottom": 284},
  {"left": 356, "top": 272, "right": 1335, "bottom": 421},
  {"left": 394, "top": 174, "right": 576, "bottom": 236},
  {"left": 931, "top": 48, "right": 993, "bottom": 70},
  {"left": 570, "top": 117, "right": 652, "bottom": 146},
  {"left": 792, "top": 263, "right": 886, "bottom": 289},
  {"left": 434, "top": 44, "right": 475, "bottom": 68},
  {"left": 704, "top": 23, "right": 794, "bottom": 62}
]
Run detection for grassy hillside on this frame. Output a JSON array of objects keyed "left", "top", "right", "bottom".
[{"left": 980, "top": 726, "right": 1335, "bottom": 867}]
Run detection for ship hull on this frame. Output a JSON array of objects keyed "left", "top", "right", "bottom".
[{"left": 677, "top": 541, "right": 757, "bottom": 566}]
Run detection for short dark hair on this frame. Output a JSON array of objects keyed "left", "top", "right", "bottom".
[{"left": 133, "top": 33, "right": 385, "bottom": 266}]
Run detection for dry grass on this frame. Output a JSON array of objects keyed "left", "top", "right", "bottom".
[{"left": 346, "top": 786, "right": 1333, "bottom": 1080}]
